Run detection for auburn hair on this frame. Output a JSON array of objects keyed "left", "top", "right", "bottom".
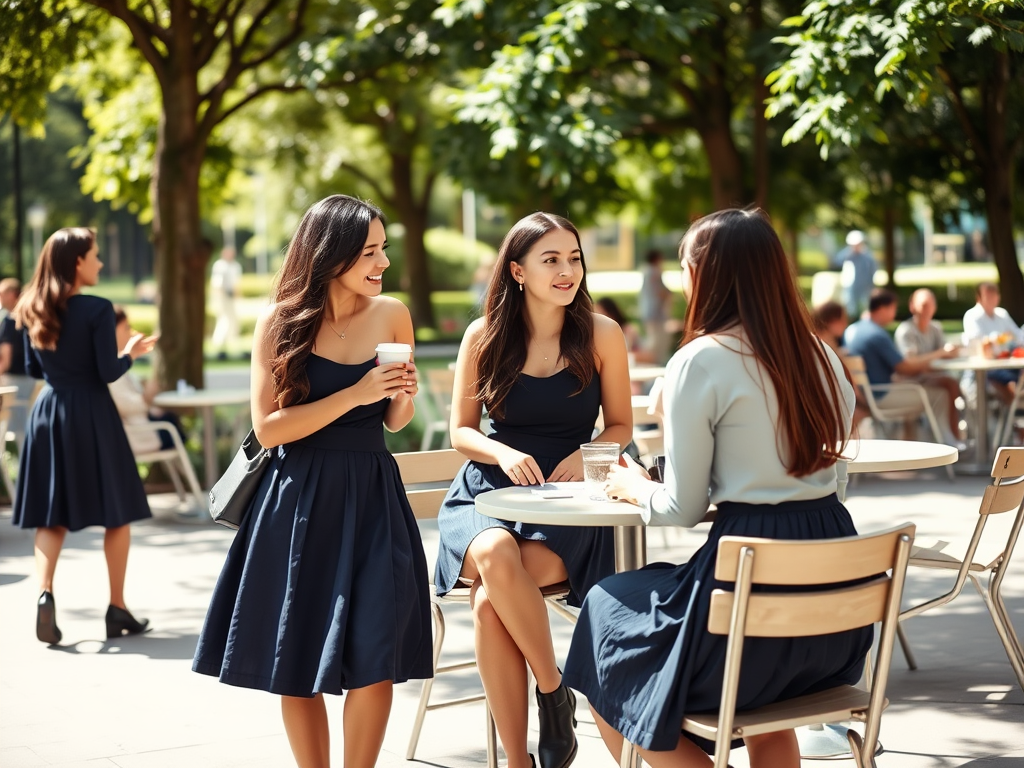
[
  {"left": 680, "top": 209, "right": 849, "bottom": 476},
  {"left": 474, "top": 212, "right": 594, "bottom": 419},
  {"left": 15, "top": 227, "right": 95, "bottom": 351},
  {"left": 268, "top": 195, "right": 384, "bottom": 407}
]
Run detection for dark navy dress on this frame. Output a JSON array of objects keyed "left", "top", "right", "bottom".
[
  {"left": 12, "top": 294, "right": 151, "bottom": 531},
  {"left": 193, "top": 355, "right": 433, "bottom": 697},
  {"left": 435, "top": 369, "right": 615, "bottom": 607},
  {"left": 563, "top": 495, "right": 872, "bottom": 752}
]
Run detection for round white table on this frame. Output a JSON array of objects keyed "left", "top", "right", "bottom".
[
  {"left": 475, "top": 483, "right": 646, "bottom": 573},
  {"left": 0, "top": 385, "right": 20, "bottom": 398},
  {"left": 152, "top": 388, "right": 250, "bottom": 489},
  {"left": 931, "top": 356, "right": 1024, "bottom": 473}
]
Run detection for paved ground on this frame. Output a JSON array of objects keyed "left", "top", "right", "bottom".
[{"left": 1, "top": 469, "right": 1022, "bottom": 767}]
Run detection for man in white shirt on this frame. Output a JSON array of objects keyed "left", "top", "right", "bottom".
[
  {"left": 894, "top": 288, "right": 962, "bottom": 440},
  {"left": 210, "top": 246, "right": 243, "bottom": 360},
  {"left": 962, "top": 282, "right": 1024, "bottom": 404}
]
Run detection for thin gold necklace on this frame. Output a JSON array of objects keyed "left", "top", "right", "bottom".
[{"left": 325, "top": 301, "right": 358, "bottom": 340}]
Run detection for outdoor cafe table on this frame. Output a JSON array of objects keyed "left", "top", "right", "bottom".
[
  {"left": 931, "top": 355, "right": 1024, "bottom": 473},
  {"left": 152, "top": 388, "right": 250, "bottom": 489},
  {"left": 476, "top": 438, "right": 958, "bottom": 758}
]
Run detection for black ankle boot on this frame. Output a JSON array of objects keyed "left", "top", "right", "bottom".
[
  {"left": 36, "top": 591, "right": 62, "bottom": 645},
  {"left": 535, "top": 683, "right": 578, "bottom": 768},
  {"left": 105, "top": 605, "right": 149, "bottom": 638}
]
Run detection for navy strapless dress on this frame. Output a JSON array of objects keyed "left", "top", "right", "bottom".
[
  {"left": 13, "top": 295, "right": 151, "bottom": 531},
  {"left": 434, "top": 369, "right": 615, "bottom": 607},
  {"left": 193, "top": 355, "right": 433, "bottom": 697}
]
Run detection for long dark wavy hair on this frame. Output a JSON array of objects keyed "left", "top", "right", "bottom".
[
  {"left": 680, "top": 208, "right": 849, "bottom": 476},
  {"left": 268, "top": 195, "right": 384, "bottom": 407},
  {"left": 474, "top": 212, "right": 594, "bottom": 419},
  {"left": 15, "top": 227, "right": 95, "bottom": 351}
]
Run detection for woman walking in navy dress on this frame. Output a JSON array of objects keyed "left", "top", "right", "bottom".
[
  {"left": 562, "top": 209, "right": 871, "bottom": 768},
  {"left": 434, "top": 212, "right": 634, "bottom": 768},
  {"left": 193, "top": 195, "right": 432, "bottom": 768},
  {"left": 13, "top": 227, "right": 156, "bottom": 644}
]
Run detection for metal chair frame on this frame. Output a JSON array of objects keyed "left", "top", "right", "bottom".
[{"left": 897, "top": 446, "right": 1024, "bottom": 691}]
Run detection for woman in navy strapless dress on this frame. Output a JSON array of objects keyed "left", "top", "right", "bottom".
[
  {"left": 13, "top": 227, "right": 157, "bottom": 645},
  {"left": 193, "top": 196, "right": 432, "bottom": 768},
  {"left": 435, "top": 213, "right": 634, "bottom": 768}
]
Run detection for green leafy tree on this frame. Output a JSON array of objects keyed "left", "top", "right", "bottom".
[
  {"left": 769, "top": 0, "right": 1024, "bottom": 317},
  {"left": 1, "top": 0, "right": 333, "bottom": 387}
]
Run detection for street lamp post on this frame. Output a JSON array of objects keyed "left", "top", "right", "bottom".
[{"left": 26, "top": 203, "right": 47, "bottom": 261}]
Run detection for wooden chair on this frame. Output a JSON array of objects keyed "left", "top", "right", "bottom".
[
  {"left": 126, "top": 421, "right": 206, "bottom": 513},
  {"left": 846, "top": 356, "right": 953, "bottom": 480},
  {"left": 394, "top": 448, "right": 574, "bottom": 768},
  {"left": 419, "top": 368, "right": 456, "bottom": 451},
  {"left": 897, "top": 446, "right": 1024, "bottom": 691},
  {"left": 618, "top": 523, "right": 916, "bottom": 768}
]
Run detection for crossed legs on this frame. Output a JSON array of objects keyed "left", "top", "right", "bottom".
[
  {"left": 462, "top": 528, "right": 570, "bottom": 768},
  {"left": 281, "top": 681, "right": 393, "bottom": 768}
]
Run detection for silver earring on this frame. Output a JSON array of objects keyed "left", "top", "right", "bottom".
[{"left": 518, "top": 280, "right": 523, "bottom": 292}]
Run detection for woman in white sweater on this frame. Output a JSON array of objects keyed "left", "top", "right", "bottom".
[{"left": 561, "top": 209, "right": 868, "bottom": 768}]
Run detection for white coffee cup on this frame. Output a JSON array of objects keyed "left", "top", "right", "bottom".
[{"left": 376, "top": 343, "right": 412, "bottom": 364}]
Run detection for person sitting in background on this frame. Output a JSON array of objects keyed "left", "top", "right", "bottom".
[
  {"left": 895, "top": 288, "right": 963, "bottom": 441},
  {"left": 962, "top": 282, "right": 1024, "bottom": 405},
  {"left": 811, "top": 301, "right": 870, "bottom": 432},
  {"left": 0, "top": 278, "right": 35, "bottom": 451},
  {"left": 109, "top": 305, "right": 185, "bottom": 453},
  {"left": 845, "top": 289, "right": 959, "bottom": 444}
]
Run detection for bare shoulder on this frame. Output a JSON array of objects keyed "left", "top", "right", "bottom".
[
  {"left": 463, "top": 316, "right": 487, "bottom": 344},
  {"left": 592, "top": 312, "right": 626, "bottom": 351},
  {"left": 372, "top": 293, "right": 411, "bottom": 316}
]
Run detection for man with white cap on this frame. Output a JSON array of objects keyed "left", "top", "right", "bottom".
[{"left": 834, "top": 229, "right": 877, "bottom": 318}]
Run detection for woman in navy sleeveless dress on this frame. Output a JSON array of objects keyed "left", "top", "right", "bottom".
[
  {"left": 563, "top": 209, "right": 871, "bottom": 768},
  {"left": 13, "top": 227, "right": 156, "bottom": 645},
  {"left": 192, "top": 196, "right": 432, "bottom": 768},
  {"left": 434, "top": 213, "right": 634, "bottom": 768}
]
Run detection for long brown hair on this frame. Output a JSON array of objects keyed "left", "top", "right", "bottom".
[
  {"left": 268, "top": 195, "right": 384, "bottom": 407},
  {"left": 15, "top": 227, "right": 95, "bottom": 351},
  {"left": 680, "top": 209, "right": 849, "bottom": 476},
  {"left": 474, "top": 212, "right": 594, "bottom": 419}
]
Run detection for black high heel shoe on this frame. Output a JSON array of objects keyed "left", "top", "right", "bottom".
[
  {"left": 105, "top": 605, "right": 149, "bottom": 638},
  {"left": 36, "top": 591, "right": 62, "bottom": 645},
  {"left": 535, "top": 682, "right": 578, "bottom": 768}
]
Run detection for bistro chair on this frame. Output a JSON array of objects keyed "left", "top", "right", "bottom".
[
  {"left": 618, "top": 523, "right": 916, "bottom": 768},
  {"left": 897, "top": 446, "right": 1024, "bottom": 691},
  {"left": 394, "top": 448, "right": 574, "bottom": 767},
  {"left": 126, "top": 421, "right": 206, "bottom": 513},
  {"left": 846, "top": 356, "right": 953, "bottom": 480}
]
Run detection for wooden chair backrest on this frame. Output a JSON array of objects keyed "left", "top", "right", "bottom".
[
  {"left": 709, "top": 523, "right": 915, "bottom": 638},
  {"left": 843, "top": 355, "right": 879, "bottom": 408},
  {"left": 393, "top": 448, "right": 466, "bottom": 520}
]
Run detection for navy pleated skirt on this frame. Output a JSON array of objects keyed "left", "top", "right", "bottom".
[
  {"left": 192, "top": 425, "right": 434, "bottom": 697},
  {"left": 435, "top": 457, "right": 615, "bottom": 607},
  {"left": 562, "top": 494, "right": 873, "bottom": 752},
  {"left": 13, "top": 385, "right": 151, "bottom": 531}
]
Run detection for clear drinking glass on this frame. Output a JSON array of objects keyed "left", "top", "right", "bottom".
[{"left": 580, "top": 441, "right": 621, "bottom": 500}]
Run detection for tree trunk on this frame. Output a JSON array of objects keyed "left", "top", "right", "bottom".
[
  {"left": 151, "top": 72, "right": 209, "bottom": 390},
  {"left": 980, "top": 52, "right": 1023, "bottom": 322},
  {"left": 749, "top": 0, "right": 769, "bottom": 211},
  {"left": 389, "top": 152, "right": 435, "bottom": 330},
  {"left": 698, "top": 120, "right": 748, "bottom": 211},
  {"left": 882, "top": 205, "right": 896, "bottom": 288},
  {"left": 12, "top": 123, "right": 24, "bottom": 282},
  {"left": 985, "top": 159, "right": 1023, "bottom": 322}
]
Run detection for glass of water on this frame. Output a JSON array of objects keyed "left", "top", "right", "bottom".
[{"left": 581, "top": 442, "right": 621, "bottom": 500}]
